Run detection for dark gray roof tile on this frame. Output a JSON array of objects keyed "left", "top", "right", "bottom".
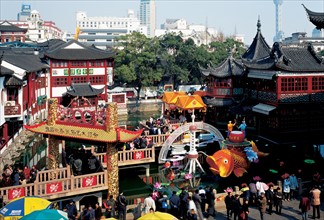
[
  {"left": 44, "top": 39, "right": 115, "bottom": 60},
  {"left": 66, "top": 82, "right": 104, "bottom": 96}
]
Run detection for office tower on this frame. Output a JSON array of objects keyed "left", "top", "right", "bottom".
[{"left": 140, "top": 0, "right": 156, "bottom": 37}]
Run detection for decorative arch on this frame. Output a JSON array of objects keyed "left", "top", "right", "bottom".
[{"left": 158, "top": 122, "right": 225, "bottom": 163}]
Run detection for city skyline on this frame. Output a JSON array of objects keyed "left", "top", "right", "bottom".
[{"left": 0, "top": 0, "right": 323, "bottom": 45}]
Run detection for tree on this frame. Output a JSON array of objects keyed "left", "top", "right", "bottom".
[
  {"left": 114, "top": 32, "right": 163, "bottom": 100},
  {"left": 159, "top": 33, "right": 189, "bottom": 89}
]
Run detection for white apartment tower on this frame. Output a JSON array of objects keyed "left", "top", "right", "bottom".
[
  {"left": 140, "top": 0, "right": 156, "bottom": 37},
  {"left": 75, "top": 10, "right": 147, "bottom": 49}
]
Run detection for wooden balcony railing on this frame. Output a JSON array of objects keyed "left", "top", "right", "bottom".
[
  {"left": 0, "top": 166, "right": 107, "bottom": 203},
  {"left": 4, "top": 104, "right": 21, "bottom": 116}
]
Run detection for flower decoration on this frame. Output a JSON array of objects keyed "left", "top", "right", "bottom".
[
  {"left": 153, "top": 182, "right": 162, "bottom": 189},
  {"left": 164, "top": 161, "right": 171, "bottom": 168},
  {"left": 253, "top": 176, "right": 262, "bottom": 181},
  {"left": 173, "top": 161, "right": 179, "bottom": 167},
  {"left": 279, "top": 161, "right": 284, "bottom": 166},
  {"left": 184, "top": 173, "right": 193, "bottom": 180},
  {"left": 224, "top": 187, "right": 233, "bottom": 193}
]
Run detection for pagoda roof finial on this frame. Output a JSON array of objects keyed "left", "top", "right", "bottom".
[{"left": 257, "top": 15, "right": 261, "bottom": 32}]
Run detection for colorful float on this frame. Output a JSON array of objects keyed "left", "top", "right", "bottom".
[{"left": 206, "top": 131, "right": 269, "bottom": 178}]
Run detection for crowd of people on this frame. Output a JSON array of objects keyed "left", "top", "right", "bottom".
[
  {"left": 130, "top": 186, "right": 217, "bottom": 220},
  {"left": 0, "top": 164, "right": 38, "bottom": 188},
  {"left": 65, "top": 149, "right": 103, "bottom": 176},
  {"left": 223, "top": 175, "right": 322, "bottom": 220}
]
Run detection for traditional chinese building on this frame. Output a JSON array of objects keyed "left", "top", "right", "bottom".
[
  {"left": 303, "top": 4, "right": 324, "bottom": 30},
  {"left": 200, "top": 52, "right": 245, "bottom": 124},
  {"left": 203, "top": 18, "right": 324, "bottom": 145},
  {"left": 0, "top": 21, "right": 27, "bottom": 43},
  {"left": 25, "top": 98, "right": 143, "bottom": 198},
  {"left": 0, "top": 48, "right": 49, "bottom": 151},
  {"left": 43, "top": 39, "right": 114, "bottom": 106}
]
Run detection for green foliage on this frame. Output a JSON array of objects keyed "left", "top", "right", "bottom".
[
  {"left": 319, "top": 50, "right": 324, "bottom": 57},
  {"left": 113, "top": 32, "right": 246, "bottom": 92}
]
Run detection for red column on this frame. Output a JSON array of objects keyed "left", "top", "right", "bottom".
[{"left": 3, "top": 123, "right": 8, "bottom": 141}]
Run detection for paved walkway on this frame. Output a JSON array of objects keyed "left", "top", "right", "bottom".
[
  {"left": 213, "top": 199, "right": 324, "bottom": 220},
  {"left": 124, "top": 198, "right": 323, "bottom": 219}
]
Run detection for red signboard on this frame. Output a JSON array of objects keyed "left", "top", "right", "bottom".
[
  {"left": 46, "top": 182, "right": 63, "bottom": 194},
  {"left": 133, "top": 151, "right": 144, "bottom": 160},
  {"left": 8, "top": 188, "right": 25, "bottom": 200},
  {"left": 82, "top": 176, "right": 97, "bottom": 187}
]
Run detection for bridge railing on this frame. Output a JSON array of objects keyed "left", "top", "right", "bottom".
[
  {"left": 94, "top": 147, "right": 156, "bottom": 168},
  {"left": 0, "top": 169, "right": 107, "bottom": 203}
]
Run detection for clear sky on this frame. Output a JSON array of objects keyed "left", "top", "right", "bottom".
[{"left": 1, "top": 0, "right": 323, "bottom": 45}]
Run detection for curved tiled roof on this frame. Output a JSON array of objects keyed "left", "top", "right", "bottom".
[
  {"left": 273, "top": 43, "right": 324, "bottom": 72},
  {"left": 302, "top": 4, "right": 324, "bottom": 30},
  {"left": 44, "top": 39, "right": 115, "bottom": 60},
  {"left": 242, "top": 18, "right": 271, "bottom": 62},
  {"left": 200, "top": 55, "right": 245, "bottom": 78},
  {"left": 66, "top": 82, "right": 104, "bottom": 97},
  {"left": 0, "top": 21, "right": 27, "bottom": 32}
]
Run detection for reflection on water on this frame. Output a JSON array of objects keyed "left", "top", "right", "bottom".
[{"left": 120, "top": 102, "right": 162, "bottom": 129}]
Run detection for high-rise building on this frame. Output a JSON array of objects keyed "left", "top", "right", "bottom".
[
  {"left": 139, "top": 0, "right": 156, "bottom": 37},
  {"left": 74, "top": 10, "right": 147, "bottom": 49},
  {"left": 17, "top": 4, "right": 31, "bottom": 21},
  {"left": 273, "top": 0, "right": 284, "bottom": 42}
]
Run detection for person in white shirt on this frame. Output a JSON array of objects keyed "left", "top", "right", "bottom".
[
  {"left": 256, "top": 180, "right": 265, "bottom": 196},
  {"left": 143, "top": 194, "right": 156, "bottom": 214},
  {"left": 188, "top": 196, "right": 197, "bottom": 214}
]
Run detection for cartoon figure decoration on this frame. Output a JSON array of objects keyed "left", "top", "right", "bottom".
[{"left": 206, "top": 131, "right": 269, "bottom": 178}]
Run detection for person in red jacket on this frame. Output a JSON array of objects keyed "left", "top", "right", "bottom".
[{"left": 299, "top": 192, "right": 310, "bottom": 220}]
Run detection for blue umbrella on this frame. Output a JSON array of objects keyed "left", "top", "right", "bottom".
[
  {"left": 20, "top": 209, "right": 68, "bottom": 220},
  {"left": 0, "top": 196, "right": 51, "bottom": 218}
]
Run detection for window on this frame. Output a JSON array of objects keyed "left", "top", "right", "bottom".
[
  {"left": 53, "top": 77, "right": 68, "bottom": 86},
  {"left": 281, "top": 77, "right": 308, "bottom": 92},
  {"left": 90, "top": 75, "right": 104, "bottom": 84},
  {"left": 7, "top": 88, "right": 18, "bottom": 102},
  {"left": 312, "top": 76, "right": 324, "bottom": 90},
  {"left": 70, "top": 61, "right": 86, "bottom": 67},
  {"left": 71, "top": 76, "right": 87, "bottom": 84},
  {"left": 52, "top": 61, "right": 68, "bottom": 68}
]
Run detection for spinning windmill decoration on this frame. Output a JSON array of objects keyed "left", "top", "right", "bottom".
[{"left": 174, "top": 95, "right": 206, "bottom": 186}]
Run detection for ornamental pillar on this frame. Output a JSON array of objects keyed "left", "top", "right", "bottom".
[
  {"left": 106, "top": 102, "right": 119, "bottom": 199},
  {"left": 46, "top": 98, "right": 60, "bottom": 179}
]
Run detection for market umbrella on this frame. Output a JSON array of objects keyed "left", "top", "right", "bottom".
[
  {"left": 138, "top": 211, "right": 178, "bottom": 220},
  {"left": 0, "top": 196, "right": 51, "bottom": 219},
  {"left": 20, "top": 209, "right": 67, "bottom": 220}
]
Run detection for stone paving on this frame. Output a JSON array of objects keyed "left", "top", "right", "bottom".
[
  {"left": 124, "top": 197, "right": 323, "bottom": 219},
  {"left": 213, "top": 198, "right": 324, "bottom": 220}
]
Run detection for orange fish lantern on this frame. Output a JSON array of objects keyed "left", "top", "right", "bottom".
[
  {"left": 206, "top": 148, "right": 249, "bottom": 178},
  {"left": 206, "top": 140, "right": 268, "bottom": 178}
]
